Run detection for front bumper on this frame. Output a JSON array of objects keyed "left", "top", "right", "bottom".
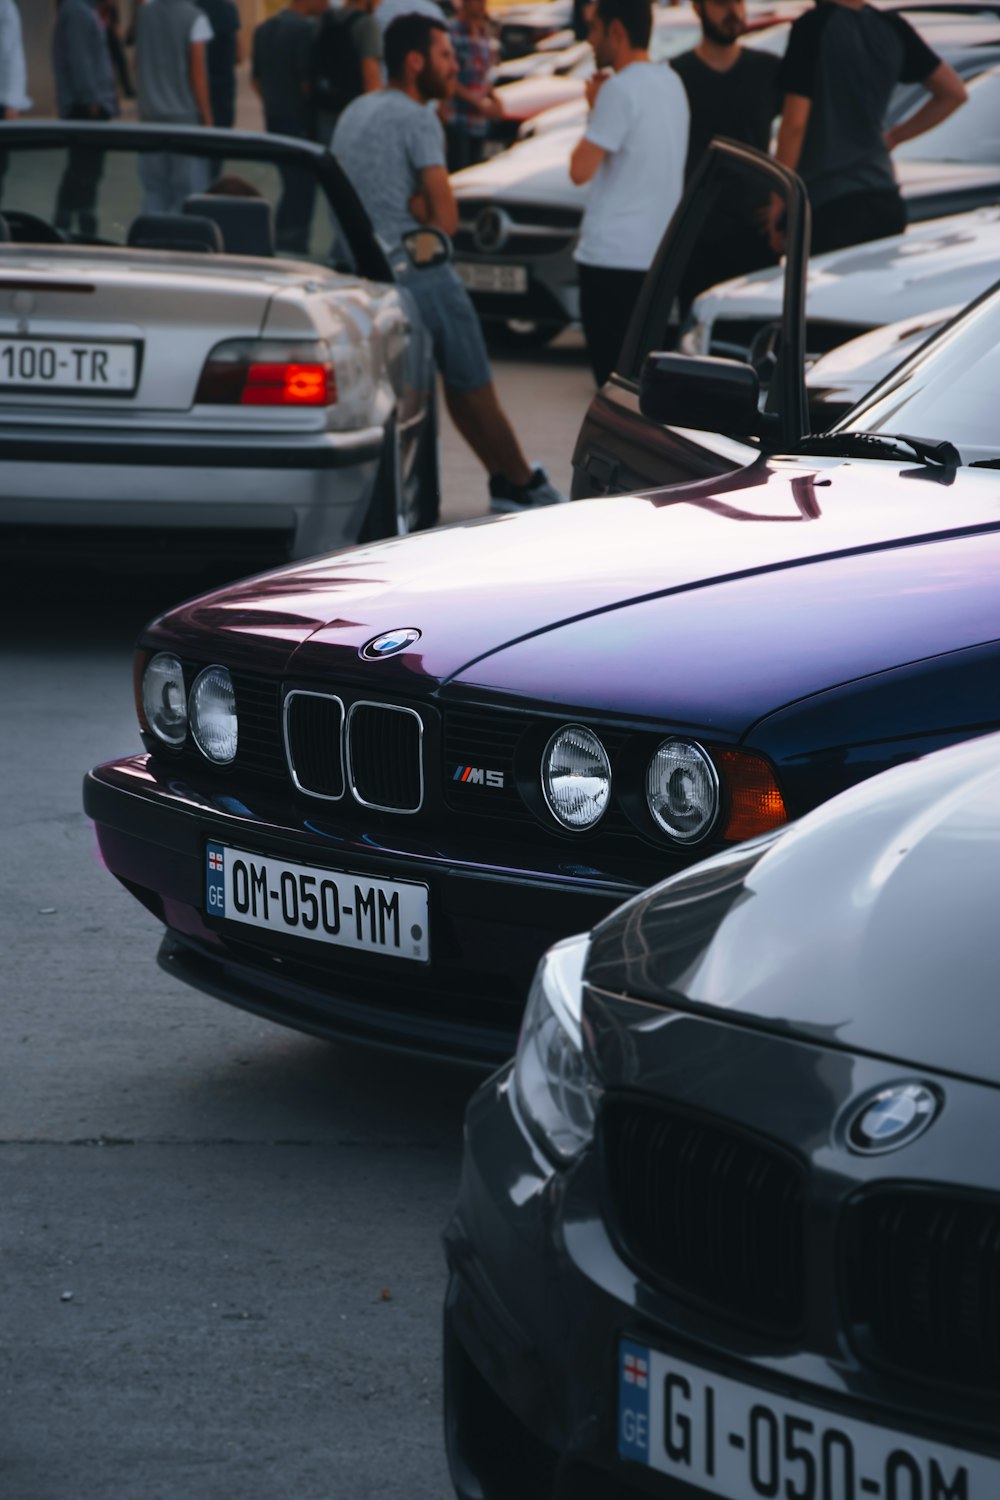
[
  {"left": 0, "top": 422, "right": 383, "bottom": 562},
  {"left": 445, "top": 1058, "right": 1000, "bottom": 1498},
  {"left": 453, "top": 233, "right": 580, "bottom": 333},
  {"left": 84, "top": 756, "right": 637, "bottom": 1066}
]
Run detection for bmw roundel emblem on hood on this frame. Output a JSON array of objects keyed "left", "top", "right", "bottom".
[
  {"left": 847, "top": 1083, "right": 939, "bottom": 1155},
  {"left": 361, "top": 628, "right": 421, "bottom": 660}
]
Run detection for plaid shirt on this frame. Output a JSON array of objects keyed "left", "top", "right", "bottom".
[{"left": 448, "top": 20, "right": 494, "bottom": 137}]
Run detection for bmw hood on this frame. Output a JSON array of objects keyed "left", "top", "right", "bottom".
[
  {"left": 147, "top": 459, "right": 1000, "bottom": 733},
  {"left": 585, "top": 730, "right": 1000, "bottom": 1090}
]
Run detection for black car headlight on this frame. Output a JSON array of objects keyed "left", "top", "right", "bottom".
[
  {"left": 514, "top": 933, "right": 600, "bottom": 1162},
  {"left": 646, "top": 737, "right": 719, "bottom": 843},
  {"left": 542, "top": 724, "right": 611, "bottom": 831},
  {"left": 189, "top": 665, "right": 238, "bottom": 765},
  {"left": 141, "top": 652, "right": 188, "bottom": 748}
]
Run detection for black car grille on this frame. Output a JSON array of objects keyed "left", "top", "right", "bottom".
[
  {"left": 708, "top": 317, "right": 872, "bottom": 363},
  {"left": 231, "top": 671, "right": 284, "bottom": 780},
  {"left": 347, "top": 703, "right": 422, "bottom": 812},
  {"left": 599, "top": 1098, "right": 806, "bottom": 1334},
  {"left": 163, "top": 670, "right": 689, "bottom": 872},
  {"left": 284, "top": 691, "right": 344, "bottom": 798},
  {"left": 844, "top": 1187, "right": 1000, "bottom": 1394}
]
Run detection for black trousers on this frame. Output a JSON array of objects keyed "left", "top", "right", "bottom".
[
  {"left": 266, "top": 117, "right": 317, "bottom": 253},
  {"left": 55, "top": 105, "right": 112, "bottom": 238},
  {"left": 445, "top": 127, "right": 486, "bottom": 175},
  {"left": 810, "top": 188, "right": 907, "bottom": 256},
  {"left": 578, "top": 262, "right": 648, "bottom": 387}
]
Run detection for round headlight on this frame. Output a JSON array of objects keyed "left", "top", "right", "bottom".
[
  {"left": 646, "top": 738, "right": 719, "bottom": 843},
  {"left": 142, "top": 652, "right": 187, "bottom": 748},
  {"left": 189, "top": 665, "right": 238, "bottom": 765},
  {"left": 542, "top": 724, "right": 611, "bottom": 831}
]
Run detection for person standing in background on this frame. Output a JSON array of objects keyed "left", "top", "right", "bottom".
[
  {"left": 0, "top": 0, "right": 30, "bottom": 120},
  {"left": 444, "top": 0, "right": 500, "bottom": 173},
  {"left": 375, "top": 0, "right": 446, "bottom": 40},
  {"left": 333, "top": 13, "right": 566, "bottom": 514},
  {"left": 310, "top": 0, "right": 383, "bottom": 148},
  {"left": 771, "top": 0, "right": 967, "bottom": 255},
  {"left": 101, "top": 2, "right": 135, "bottom": 99},
  {"left": 671, "top": 0, "right": 780, "bottom": 305},
  {"left": 569, "top": 0, "right": 689, "bottom": 386},
  {"left": 198, "top": 0, "right": 243, "bottom": 129},
  {"left": 52, "top": 0, "right": 120, "bottom": 238},
  {"left": 135, "top": 0, "right": 214, "bottom": 212},
  {"left": 252, "top": 0, "right": 326, "bottom": 249}
]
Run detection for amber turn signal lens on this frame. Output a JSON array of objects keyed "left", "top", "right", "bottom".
[{"left": 716, "top": 749, "right": 788, "bottom": 842}]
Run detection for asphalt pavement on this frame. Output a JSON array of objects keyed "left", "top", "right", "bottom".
[{"left": 0, "top": 344, "right": 593, "bottom": 1500}]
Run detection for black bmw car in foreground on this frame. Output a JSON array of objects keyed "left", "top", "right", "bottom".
[{"left": 445, "top": 730, "right": 1000, "bottom": 1498}]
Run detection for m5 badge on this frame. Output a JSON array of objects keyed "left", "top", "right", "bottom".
[{"left": 454, "top": 764, "right": 505, "bottom": 788}]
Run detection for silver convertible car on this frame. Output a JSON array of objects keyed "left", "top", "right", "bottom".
[{"left": 0, "top": 122, "right": 437, "bottom": 569}]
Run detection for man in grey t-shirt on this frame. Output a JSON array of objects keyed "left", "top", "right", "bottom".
[{"left": 334, "top": 13, "right": 564, "bottom": 513}]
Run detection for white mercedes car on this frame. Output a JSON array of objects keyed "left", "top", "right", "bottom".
[{"left": 0, "top": 122, "right": 438, "bottom": 570}]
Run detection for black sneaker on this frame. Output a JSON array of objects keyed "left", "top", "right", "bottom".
[{"left": 489, "top": 465, "right": 567, "bottom": 514}]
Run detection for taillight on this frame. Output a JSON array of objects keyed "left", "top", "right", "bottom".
[
  {"left": 195, "top": 339, "right": 337, "bottom": 406},
  {"left": 715, "top": 749, "right": 788, "bottom": 842}
]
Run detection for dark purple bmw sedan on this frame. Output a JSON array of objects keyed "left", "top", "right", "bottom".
[{"left": 84, "top": 146, "right": 1000, "bottom": 1064}]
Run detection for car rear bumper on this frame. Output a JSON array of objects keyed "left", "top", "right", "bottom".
[
  {"left": 83, "top": 756, "right": 637, "bottom": 1067},
  {"left": 0, "top": 423, "right": 383, "bottom": 561}
]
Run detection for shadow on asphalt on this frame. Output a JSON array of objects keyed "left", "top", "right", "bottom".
[
  {"left": 162, "top": 1023, "right": 488, "bottom": 1146},
  {"left": 0, "top": 556, "right": 272, "bottom": 649}
]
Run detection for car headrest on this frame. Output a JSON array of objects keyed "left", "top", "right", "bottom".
[
  {"left": 127, "top": 213, "right": 223, "bottom": 253},
  {"left": 182, "top": 195, "right": 276, "bottom": 257}
]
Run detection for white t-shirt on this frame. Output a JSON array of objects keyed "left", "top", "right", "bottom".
[{"left": 574, "top": 61, "right": 689, "bottom": 272}]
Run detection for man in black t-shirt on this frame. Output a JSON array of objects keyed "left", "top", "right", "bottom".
[
  {"left": 772, "top": 0, "right": 967, "bottom": 256},
  {"left": 199, "top": 0, "right": 243, "bottom": 129},
  {"left": 671, "top": 0, "right": 781, "bottom": 304}
]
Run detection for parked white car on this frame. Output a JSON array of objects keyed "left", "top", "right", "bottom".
[{"left": 689, "top": 204, "right": 1000, "bottom": 365}]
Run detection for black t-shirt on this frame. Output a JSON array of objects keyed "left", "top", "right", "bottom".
[
  {"left": 199, "top": 0, "right": 241, "bottom": 117},
  {"left": 671, "top": 48, "right": 782, "bottom": 180},
  {"left": 671, "top": 48, "right": 782, "bottom": 238},
  {"left": 775, "top": 5, "right": 940, "bottom": 207}
]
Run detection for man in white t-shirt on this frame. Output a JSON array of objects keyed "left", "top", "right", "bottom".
[{"left": 569, "top": 0, "right": 689, "bottom": 385}]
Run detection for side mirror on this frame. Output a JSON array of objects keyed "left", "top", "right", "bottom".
[
  {"left": 639, "top": 352, "right": 771, "bottom": 439},
  {"left": 401, "top": 227, "right": 452, "bottom": 270}
]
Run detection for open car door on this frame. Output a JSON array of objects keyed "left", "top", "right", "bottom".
[{"left": 571, "top": 140, "right": 810, "bottom": 498}]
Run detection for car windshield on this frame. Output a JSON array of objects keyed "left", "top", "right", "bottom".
[
  {"left": 833, "top": 281, "right": 1000, "bottom": 465},
  {"left": 0, "top": 125, "right": 383, "bottom": 276},
  {"left": 895, "top": 67, "right": 1000, "bottom": 163}
]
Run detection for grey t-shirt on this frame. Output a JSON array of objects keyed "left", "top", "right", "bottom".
[{"left": 332, "top": 90, "right": 446, "bottom": 252}]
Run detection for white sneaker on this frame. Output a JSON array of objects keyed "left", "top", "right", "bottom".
[{"left": 489, "top": 465, "right": 568, "bottom": 513}]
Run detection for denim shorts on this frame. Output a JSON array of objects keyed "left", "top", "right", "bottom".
[{"left": 398, "top": 262, "right": 492, "bottom": 394}]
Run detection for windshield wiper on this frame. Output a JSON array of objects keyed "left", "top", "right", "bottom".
[{"left": 798, "top": 431, "right": 961, "bottom": 468}]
